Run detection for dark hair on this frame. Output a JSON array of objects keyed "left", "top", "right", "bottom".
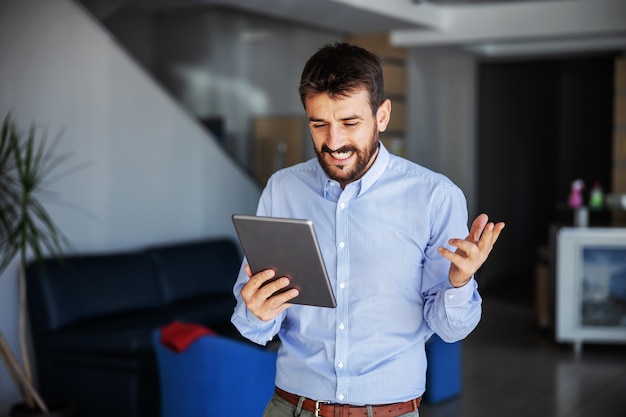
[{"left": 298, "top": 42, "right": 385, "bottom": 115}]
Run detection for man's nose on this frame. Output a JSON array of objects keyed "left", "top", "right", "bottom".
[{"left": 327, "top": 124, "right": 344, "bottom": 150}]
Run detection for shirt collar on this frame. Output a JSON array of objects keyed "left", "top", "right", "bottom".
[{"left": 319, "top": 141, "right": 390, "bottom": 199}]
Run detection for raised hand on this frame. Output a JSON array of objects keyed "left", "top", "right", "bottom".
[{"left": 438, "top": 213, "right": 505, "bottom": 287}]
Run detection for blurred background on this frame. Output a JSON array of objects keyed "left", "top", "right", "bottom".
[{"left": 0, "top": 0, "right": 625, "bottom": 415}]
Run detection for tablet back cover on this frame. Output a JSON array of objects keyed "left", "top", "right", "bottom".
[{"left": 232, "top": 214, "right": 336, "bottom": 308}]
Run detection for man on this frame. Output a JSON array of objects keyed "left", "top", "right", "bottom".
[{"left": 232, "top": 42, "right": 505, "bottom": 417}]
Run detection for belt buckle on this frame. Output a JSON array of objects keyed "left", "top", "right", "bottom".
[{"left": 314, "top": 399, "right": 331, "bottom": 417}]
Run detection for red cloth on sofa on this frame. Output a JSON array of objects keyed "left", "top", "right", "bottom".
[{"left": 160, "top": 320, "right": 216, "bottom": 353}]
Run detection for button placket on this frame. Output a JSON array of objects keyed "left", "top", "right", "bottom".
[{"left": 334, "top": 189, "right": 354, "bottom": 402}]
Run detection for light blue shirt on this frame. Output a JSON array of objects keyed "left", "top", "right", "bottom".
[{"left": 231, "top": 143, "right": 481, "bottom": 405}]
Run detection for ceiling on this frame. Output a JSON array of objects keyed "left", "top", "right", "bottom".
[{"left": 99, "top": 0, "right": 626, "bottom": 57}]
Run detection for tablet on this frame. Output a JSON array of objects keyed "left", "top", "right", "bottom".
[{"left": 232, "top": 214, "right": 336, "bottom": 308}]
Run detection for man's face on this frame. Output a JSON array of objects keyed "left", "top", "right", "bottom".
[{"left": 304, "top": 89, "right": 391, "bottom": 188}]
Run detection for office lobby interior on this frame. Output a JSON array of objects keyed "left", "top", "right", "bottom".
[{"left": 1, "top": 1, "right": 625, "bottom": 416}]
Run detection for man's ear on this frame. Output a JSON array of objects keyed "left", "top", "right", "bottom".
[{"left": 376, "top": 99, "right": 392, "bottom": 132}]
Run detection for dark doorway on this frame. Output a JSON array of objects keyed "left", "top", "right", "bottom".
[{"left": 476, "top": 53, "right": 616, "bottom": 304}]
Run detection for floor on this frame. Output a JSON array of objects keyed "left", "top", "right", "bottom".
[{"left": 420, "top": 295, "right": 626, "bottom": 417}]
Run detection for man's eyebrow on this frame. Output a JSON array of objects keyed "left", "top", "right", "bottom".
[
  {"left": 341, "top": 115, "right": 364, "bottom": 121},
  {"left": 308, "top": 115, "right": 364, "bottom": 122}
]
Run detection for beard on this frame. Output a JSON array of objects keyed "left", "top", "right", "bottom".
[{"left": 315, "top": 128, "right": 380, "bottom": 187}]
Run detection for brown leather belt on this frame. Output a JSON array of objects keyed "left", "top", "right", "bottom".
[{"left": 275, "top": 387, "right": 421, "bottom": 417}]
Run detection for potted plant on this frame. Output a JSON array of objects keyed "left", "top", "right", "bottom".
[{"left": 0, "top": 113, "right": 75, "bottom": 416}]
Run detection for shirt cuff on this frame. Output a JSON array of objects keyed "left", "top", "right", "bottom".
[
  {"left": 245, "top": 308, "right": 271, "bottom": 326},
  {"left": 442, "top": 277, "right": 476, "bottom": 306}
]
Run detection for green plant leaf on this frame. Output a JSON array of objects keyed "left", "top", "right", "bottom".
[{"left": 0, "top": 114, "right": 72, "bottom": 276}]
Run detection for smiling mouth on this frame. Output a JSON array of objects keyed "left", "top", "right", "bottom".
[
  {"left": 330, "top": 150, "right": 353, "bottom": 160},
  {"left": 323, "top": 145, "right": 355, "bottom": 161}
]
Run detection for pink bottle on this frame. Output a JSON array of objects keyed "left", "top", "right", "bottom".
[{"left": 567, "top": 179, "right": 584, "bottom": 209}]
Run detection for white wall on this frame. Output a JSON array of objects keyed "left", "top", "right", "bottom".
[
  {"left": 406, "top": 48, "right": 478, "bottom": 217},
  {"left": 0, "top": 0, "right": 261, "bottom": 412},
  {"left": 103, "top": 6, "right": 342, "bottom": 177}
]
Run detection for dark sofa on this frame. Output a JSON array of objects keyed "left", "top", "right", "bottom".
[{"left": 25, "top": 237, "right": 245, "bottom": 417}]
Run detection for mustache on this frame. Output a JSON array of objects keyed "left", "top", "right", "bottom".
[{"left": 321, "top": 144, "right": 357, "bottom": 154}]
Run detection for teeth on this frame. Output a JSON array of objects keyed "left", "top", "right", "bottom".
[{"left": 332, "top": 151, "right": 352, "bottom": 160}]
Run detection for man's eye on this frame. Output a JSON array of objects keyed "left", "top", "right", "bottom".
[
  {"left": 345, "top": 122, "right": 358, "bottom": 127},
  {"left": 313, "top": 124, "right": 326, "bottom": 129}
]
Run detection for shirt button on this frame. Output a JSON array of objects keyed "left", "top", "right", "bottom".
[
  {"left": 340, "top": 282, "right": 345, "bottom": 289},
  {"left": 339, "top": 241, "right": 345, "bottom": 248},
  {"left": 340, "top": 202, "right": 346, "bottom": 209},
  {"left": 448, "top": 294, "right": 455, "bottom": 300},
  {"left": 339, "top": 323, "right": 345, "bottom": 330},
  {"left": 337, "top": 362, "right": 344, "bottom": 368},
  {"left": 338, "top": 394, "right": 345, "bottom": 401}
]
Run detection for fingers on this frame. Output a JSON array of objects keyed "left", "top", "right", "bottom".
[
  {"left": 240, "top": 267, "right": 299, "bottom": 321},
  {"left": 438, "top": 246, "right": 475, "bottom": 287},
  {"left": 468, "top": 213, "right": 489, "bottom": 242},
  {"left": 468, "top": 214, "right": 505, "bottom": 246},
  {"left": 441, "top": 214, "right": 505, "bottom": 287},
  {"left": 438, "top": 246, "right": 470, "bottom": 267},
  {"left": 242, "top": 268, "right": 287, "bottom": 300},
  {"left": 478, "top": 221, "right": 506, "bottom": 252},
  {"left": 244, "top": 268, "right": 276, "bottom": 291},
  {"left": 492, "top": 222, "right": 506, "bottom": 239},
  {"left": 491, "top": 221, "right": 506, "bottom": 245},
  {"left": 476, "top": 221, "right": 496, "bottom": 251},
  {"left": 453, "top": 220, "right": 505, "bottom": 255}
]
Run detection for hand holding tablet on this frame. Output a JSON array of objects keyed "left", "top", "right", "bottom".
[{"left": 232, "top": 214, "right": 337, "bottom": 308}]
